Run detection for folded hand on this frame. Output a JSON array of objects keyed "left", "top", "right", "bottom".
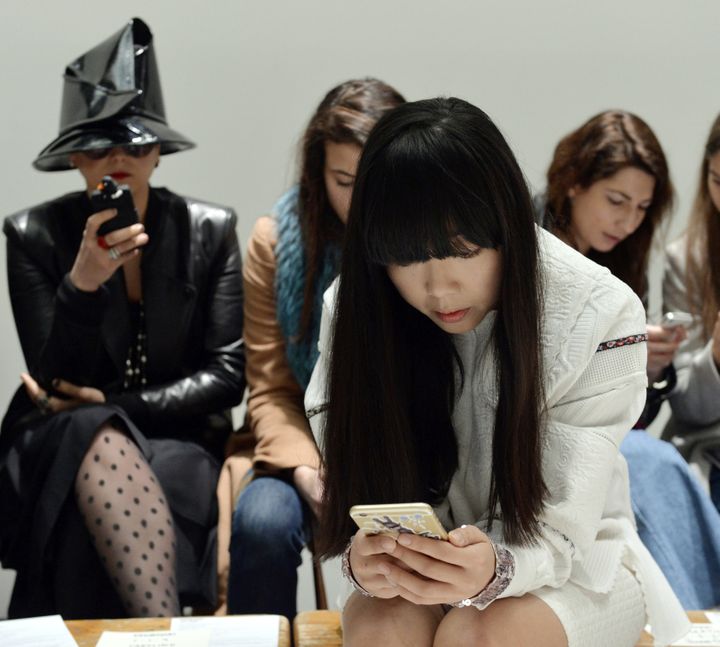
[
  {"left": 21, "top": 372, "right": 105, "bottom": 415},
  {"left": 349, "top": 524, "right": 496, "bottom": 604}
]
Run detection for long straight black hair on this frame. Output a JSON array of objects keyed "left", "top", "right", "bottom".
[{"left": 317, "top": 98, "right": 547, "bottom": 557}]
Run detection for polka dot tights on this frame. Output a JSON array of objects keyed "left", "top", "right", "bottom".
[{"left": 74, "top": 425, "right": 180, "bottom": 617}]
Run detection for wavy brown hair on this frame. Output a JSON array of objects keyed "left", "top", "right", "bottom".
[
  {"left": 685, "top": 113, "right": 720, "bottom": 338},
  {"left": 317, "top": 98, "right": 546, "bottom": 557},
  {"left": 546, "top": 110, "right": 673, "bottom": 297},
  {"left": 297, "top": 78, "right": 405, "bottom": 340}
]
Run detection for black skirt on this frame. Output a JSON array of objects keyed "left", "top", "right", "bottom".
[{"left": 0, "top": 404, "right": 220, "bottom": 619}]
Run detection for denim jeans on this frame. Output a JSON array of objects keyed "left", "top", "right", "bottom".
[
  {"left": 622, "top": 431, "right": 720, "bottom": 609},
  {"left": 227, "top": 475, "right": 309, "bottom": 619}
]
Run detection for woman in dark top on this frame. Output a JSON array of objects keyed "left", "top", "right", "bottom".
[{"left": 0, "top": 18, "right": 244, "bottom": 619}]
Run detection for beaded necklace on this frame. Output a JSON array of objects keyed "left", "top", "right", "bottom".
[{"left": 123, "top": 300, "right": 148, "bottom": 389}]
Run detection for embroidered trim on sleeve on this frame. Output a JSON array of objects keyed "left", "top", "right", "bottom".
[
  {"left": 539, "top": 520, "right": 576, "bottom": 558},
  {"left": 596, "top": 333, "right": 648, "bottom": 353},
  {"left": 305, "top": 403, "right": 329, "bottom": 419}
]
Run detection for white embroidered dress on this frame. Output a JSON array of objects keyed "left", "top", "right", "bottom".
[{"left": 306, "top": 229, "right": 689, "bottom": 647}]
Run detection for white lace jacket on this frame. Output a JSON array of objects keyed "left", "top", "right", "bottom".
[{"left": 305, "top": 228, "right": 689, "bottom": 645}]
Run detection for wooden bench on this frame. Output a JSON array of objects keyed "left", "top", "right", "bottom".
[
  {"left": 294, "top": 611, "right": 342, "bottom": 647},
  {"left": 65, "top": 615, "right": 290, "bottom": 647},
  {"left": 293, "top": 609, "right": 711, "bottom": 646}
]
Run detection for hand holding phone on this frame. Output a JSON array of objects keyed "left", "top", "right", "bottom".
[
  {"left": 646, "top": 315, "right": 689, "bottom": 383},
  {"left": 69, "top": 178, "right": 147, "bottom": 292},
  {"left": 90, "top": 176, "right": 139, "bottom": 236},
  {"left": 346, "top": 502, "right": 449, "bottom": 599},
  {"left": 660, "top": 311, "right": 693, "bottom": 329},
  {"left": 349, "top": 502, "right": 448, "bottom": 540},
  {"left": 348, "top": 505, "right": 498, "bottom": 605}
]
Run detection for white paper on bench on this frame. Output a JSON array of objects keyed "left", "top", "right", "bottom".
[
  {"left": 705, "top": 612, "right": 720, "bottom": 625},
  {"left": 0, "top": 614, "right": 78, "bottom": 647},
  {"left": 671, "top": 623, "right": 720, "bottom": 646},
  {"left": 170, "top": 615, "right": 280, "bottom": 647},
  {"left": 96, "top": 629, "right": 210, "bottom": 647}
]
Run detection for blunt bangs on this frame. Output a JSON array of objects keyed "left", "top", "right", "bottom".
[{"left": 362, "top": 126, "right": 504, "bottom": 267}]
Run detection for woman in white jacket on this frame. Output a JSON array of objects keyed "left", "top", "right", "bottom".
[{"left": 305, "top": 98, "right": 687, "bottom": 647}]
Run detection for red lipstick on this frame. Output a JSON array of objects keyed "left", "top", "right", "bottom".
[{"left": 110, "top": 172, "right": 130, "bottom": 181}]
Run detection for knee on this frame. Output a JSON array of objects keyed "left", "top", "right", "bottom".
[
  {"left": 434, "top": 607, "right": 503, "bottom": 647},
  {"left": 78, "top": 425, "right": 132, "bottom": 483},
  {"left": 343, "top": 598, "right": 402, "bottom": 646},
  {"left": 84, "top": 425, "right": 129, "bottom": 459},
  {"left": 433, "top": 627, "right": 498, "bottom": 647},
  {"left": 652, "top": 440, "right": 687, "bottom": 466},
  {"left": 343, "top": 619, "right": 399, "bottom": 646},
  {"left": 230, "top": 479, "right": 304, "bottom": 550},
  {"left": 434, "top": 628, "right": 501, "bottom": 647},
  {"left": 343, "top": 595, "right": 439, "bottom": 647}
]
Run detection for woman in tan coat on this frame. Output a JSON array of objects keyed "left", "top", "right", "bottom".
[{"left": 223, "top": 78, "right": 404, "bottom": 619}]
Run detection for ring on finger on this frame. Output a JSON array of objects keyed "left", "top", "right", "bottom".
[
  {"left": 36, "top": 393, "right": 51, "bottom": 415},
  {"left": 108, "top": 246, "right": 122, "bottom": 261}
]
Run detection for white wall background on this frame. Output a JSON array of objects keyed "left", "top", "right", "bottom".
[{"left": 0, "top": 0, "right": 718, "bottom": 618}]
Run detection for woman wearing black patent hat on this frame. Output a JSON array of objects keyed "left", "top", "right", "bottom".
[{"left": 0, "top": 18, "right": 245, "bottom": 619}]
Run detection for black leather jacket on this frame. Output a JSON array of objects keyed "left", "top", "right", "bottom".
[{"left": 1, "top": 187, "right": 245, "bottom": 459}]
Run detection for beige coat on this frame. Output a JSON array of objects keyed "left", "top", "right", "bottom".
[{"left": 216, "top": 215, "right": 320, "bottom": 612}]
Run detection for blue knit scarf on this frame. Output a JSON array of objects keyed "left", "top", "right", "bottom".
[{"left": 274, "top": 186, "right": 341, "bottom": 390}]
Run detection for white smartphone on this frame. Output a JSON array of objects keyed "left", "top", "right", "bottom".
[
  {"left": 349, "top": 502, "right": 449, "bottom": 540},
  {"left": 660, "top": 311, "right": 693, "bottom": 329}
]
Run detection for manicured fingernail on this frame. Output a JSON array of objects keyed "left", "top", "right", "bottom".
[{"left": 397, "top": 534, "right": 412, "bottom": 546}]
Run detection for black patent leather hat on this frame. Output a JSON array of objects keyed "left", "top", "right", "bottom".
[{"left": 33, "top": 17, "right": 195, "bottom": 171}]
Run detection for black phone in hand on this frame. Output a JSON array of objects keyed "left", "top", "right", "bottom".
[{"left": 90, "top": 176, "right": 139, "bottom": 236}]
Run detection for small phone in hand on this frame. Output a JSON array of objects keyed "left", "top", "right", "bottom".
[
  {"left": 90, "top": 176, "right": 139, "bottom": 236},
  {"left": 660, "top": 311, "right": 693, "bottom": 329},
  {"left": 349, "top": 502, "right": 449, "bottom": 540}
]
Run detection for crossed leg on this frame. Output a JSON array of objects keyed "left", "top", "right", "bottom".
[{"left": 74, "top": 424, "right": 180, "bottom": 616}]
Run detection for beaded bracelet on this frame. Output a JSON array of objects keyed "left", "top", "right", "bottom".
[
  {"left": 341, "top": 537, "right": 375, "bottom": 597},
  {"left": 451, "top": 543, "right": 515, "bottom": 611},
  {"left": 341, "top": 535, "right": 516, "bottom": 608}
]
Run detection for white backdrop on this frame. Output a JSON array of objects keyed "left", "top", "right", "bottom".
[{"left": 0, "top": 0, "right": 718, "bottom": 616}]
